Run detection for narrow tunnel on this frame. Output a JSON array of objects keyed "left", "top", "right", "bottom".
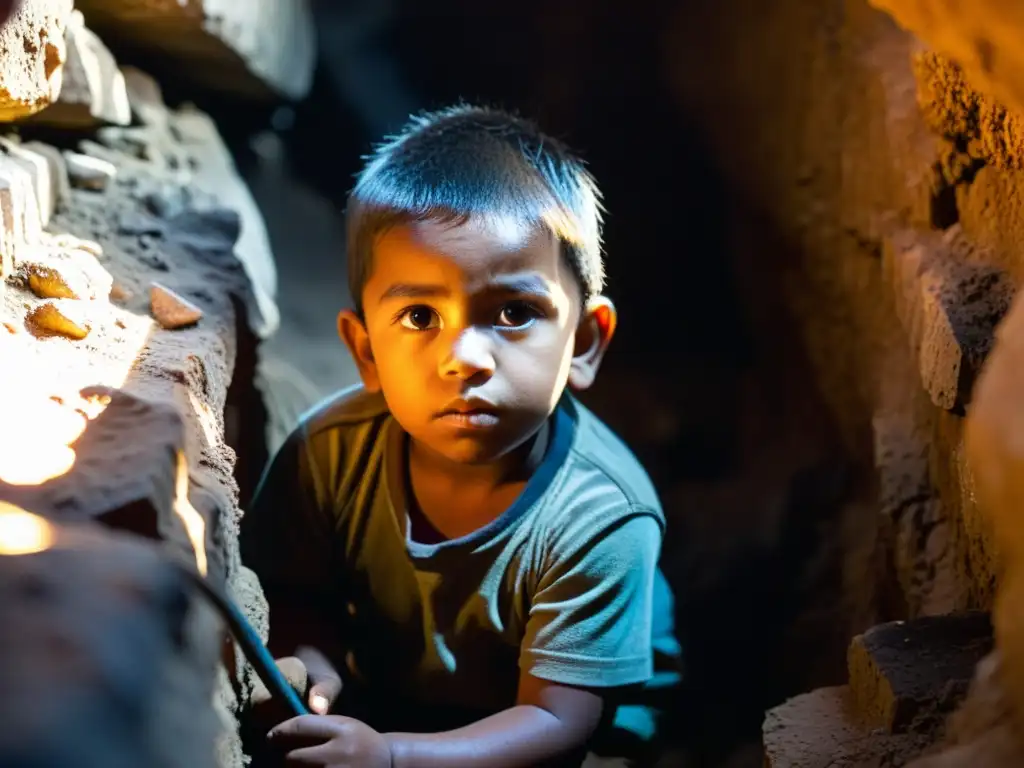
[{"left": 1, "top": 0, "right": 1023, "bottom": 766}]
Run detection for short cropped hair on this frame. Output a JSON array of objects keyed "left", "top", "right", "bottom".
[{"left": 345, "top": 104, "right": 604, "bottom": 315}]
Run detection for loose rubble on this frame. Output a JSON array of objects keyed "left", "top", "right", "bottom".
[
  {"left": 151, "top": 282, "right": 204, "bottom": 330},
  {"left": 63, "top": 151, "right": 116, "bottom": 191},
  {"left": 25, "top": 299, "right": 92, "bottom": 339}
]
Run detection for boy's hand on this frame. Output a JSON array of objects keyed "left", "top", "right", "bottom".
[
  {"left": 295, "top": 645, "right": 343, "bottom": 714},
  {"left": 269, "top": 714, "right": 391, "bottom": 768}
]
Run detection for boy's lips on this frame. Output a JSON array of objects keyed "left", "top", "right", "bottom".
[{"left": 434, "top": 398, "right": 500, "bottom": 428}]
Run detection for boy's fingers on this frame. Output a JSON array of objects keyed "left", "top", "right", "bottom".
[
  {"left": 269, "top": 715, "right": 337, "bottom": 741},
  {"left": 308, "top": 689, "right": 331, "bottom": 715},
  {"left": 295, "top": 646, "right": 342, "bottom": 709},
  {"left": 307, "top": 677, "right": 342, "bottom": 713},
  {"left": 283, "top": 744, "right": 334, "bottom": 766}
]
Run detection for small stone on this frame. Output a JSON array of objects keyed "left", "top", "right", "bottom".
[
  {"left": 22, "top": 248, "right": 112, "bottom": 301},
  {"left": 143, "top": 185, "right": 188, "bottom": 219},
  {"left": 118, "top": 209, "right": 164, "bottom": 236},
  {"left": 150, "top": 282, "right": 202, "bottom": 329},
  {"left": 120, "top": 66, "right": 166, "bottom": 127},
  {"left": 46, "top": 234, "right": 104, "bottom": 258},
  {"left": 63, "top": 151, "right": 116, "bottom": 191},
  {"left": 0, "top": 155, "right": 44, "bottom": 277},
  {"left": 27, "top": 300, "right": 92, "bottom": 339},
  {"left": 22, "top": 142, "right": 70, "bottom": 216},
  {"left": 0, "top": 139, "right": 58, "bottom": 227},
  {"left": 26, "top": 264, "right": 76, "bottom": 299},
  {"left": 109, "top": 282, "right": 131, "bottom": 301},
  {"left": 139, "top": 251, "right": 170, "bottom": 272}
]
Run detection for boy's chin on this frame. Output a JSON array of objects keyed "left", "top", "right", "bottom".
[
  {"left": 426, "top": 438, "right": 516, "bottom": 466},
  {"left": 411, "top": 426, "right": 527, "bottom": 467}
]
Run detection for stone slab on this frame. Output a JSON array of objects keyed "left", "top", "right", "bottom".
[
  {"left": 27, "top": 9, "right": 130, "bottom": 128},
  {"left": 882, "top": 227, "right": 1013, "bottom": 412},
  {"left": 848, "top": 612, "right": 993, "bottom": 734},
  {"left": 73, "top": 0, "right": 315, "bottom": 100},
  {"left": 0, "top": 0, "right": 73, "bottom": 121}
]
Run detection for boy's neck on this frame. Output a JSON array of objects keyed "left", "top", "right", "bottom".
[
  {"left": 408, "top": 420, "right": 550, "bottom": 491},
  {"left": 404, "top": 421, "right": 551, "bottom": 541}
]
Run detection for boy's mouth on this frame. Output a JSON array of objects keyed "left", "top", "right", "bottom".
[{"left": 435, "top": 399, "right": 500, "bottom": 428}]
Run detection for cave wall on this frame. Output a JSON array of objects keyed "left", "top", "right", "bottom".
[
  {"left": 658, "top": 0, "right": 1024, "bottom": 627},
  {"left": 0, "top": 2, "right": 313, "bottom": 767},
  {"left": 645, "top": 0, "right": 1024, "bottom": 764}
]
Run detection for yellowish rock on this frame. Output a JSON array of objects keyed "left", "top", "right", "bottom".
[
  {"left": 27, "top": 300, "right": 91, "bottom": 339},
  {"left": 23, "top": 247, "right": 113, "bottom": 301},
  {"left": 150, "top": 283, "right": 202, "bottom": 329},
  {"left": 26, "top": 264, "right": 76, "bottom": 299}
]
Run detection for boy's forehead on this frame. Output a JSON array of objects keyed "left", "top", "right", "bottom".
[
  {"left": 372, "top": 217, "right": 565, "bottom": 280},
  {"left": 403, "top": 215, "right": 544, "bottom": 252}
]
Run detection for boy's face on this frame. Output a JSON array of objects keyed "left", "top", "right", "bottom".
[{"left": 339, "top": 217, "right": 615, "bottom": 465}]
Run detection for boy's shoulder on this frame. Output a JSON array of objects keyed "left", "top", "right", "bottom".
[
  {"left": 298, "top": 384, "right": 390, "bottom": 438},
  {"left": 554, "top": 395, "right": 664, "bottom": 524},
  {"left": 289, "top": 386, "right": 664, "bottom": 529}
]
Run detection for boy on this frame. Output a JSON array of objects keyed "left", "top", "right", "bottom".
[{"left": 241, "top": 105, "right": 680, "bottom": 767}]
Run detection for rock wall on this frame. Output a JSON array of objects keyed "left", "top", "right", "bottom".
[
  {"left": 0, "top": 3, "right": 312, "bottom": 767},
  {"left": 653, "top": 0, "right": 1024, "bottom": 763}
]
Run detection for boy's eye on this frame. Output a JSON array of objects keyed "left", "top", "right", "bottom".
[
  {"left": 495, "top": 301, "right": 539, "bottom": 329},
  {"left": 399, "top": 306, "right": 440, "bottom": 331}
]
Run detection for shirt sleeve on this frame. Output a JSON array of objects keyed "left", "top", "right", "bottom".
[
  {"left": 519, "top": 509, "right": 663, "bottom": 689},
  {"left": 239, "top": 425, "right": 336, "bottom": 595}
]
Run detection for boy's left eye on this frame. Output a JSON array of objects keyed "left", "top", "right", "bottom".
[{"left": 495, "top": 301, "right": 540, "bottom": 329}]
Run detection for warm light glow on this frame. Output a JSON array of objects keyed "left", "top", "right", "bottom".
[
  {"left": 0, "top": 287, "right": 153, "bottom": 486},
  {"left": 173, "top": 450, "right": 207, "bottom": 576},
  {"left": 187, "top": 389, "right": 221, "bottom": 449},
  {"left": 0, "top": 501, "right": 54, "bottom": 555}
]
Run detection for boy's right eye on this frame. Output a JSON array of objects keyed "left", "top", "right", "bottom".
[{"left": 399, "top": 306, "right": 441, "bottom": 331}]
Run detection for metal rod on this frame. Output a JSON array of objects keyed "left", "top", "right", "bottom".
[{"left": 170, "top": 559, "right": 308, "bottom": 718}]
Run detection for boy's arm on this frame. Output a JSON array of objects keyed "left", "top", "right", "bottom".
[{"left": 383, "top": 672, "right": 603, "bottom": 768}]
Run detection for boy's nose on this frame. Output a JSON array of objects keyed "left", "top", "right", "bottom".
[{"left": 440, "top": 327, "right": 495, "bottom": 380}]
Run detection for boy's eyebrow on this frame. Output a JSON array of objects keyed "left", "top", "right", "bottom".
[
  {"left": 488, "top": 274, "right": 553, "bottom": 298},
  {"left": 379, "top": 283, "right": 450, "bottom": 301}
]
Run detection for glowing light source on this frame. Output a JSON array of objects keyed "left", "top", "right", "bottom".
[
  {"left": 0, "top": 500, "right": 54, "bottom": 555},
  {"left": 173, "top": 450, "right": 207, "bottom": 576}
]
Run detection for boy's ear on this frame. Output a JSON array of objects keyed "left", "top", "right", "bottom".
[
  {"left": 338, "top": 309, "right": 381, "bottom": 392},
  {"left": 568, "top": 296, "right": 617, "bottom": 392}
]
